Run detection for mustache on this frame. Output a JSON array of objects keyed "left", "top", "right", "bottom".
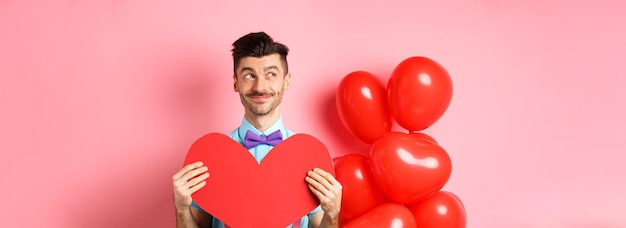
[{"left": 246, "top": 91, "right": 275, "bottom": 97}]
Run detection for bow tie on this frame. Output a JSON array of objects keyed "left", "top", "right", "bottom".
[{"left": 243, "top": 130, "right": 283, "bottom": 149}]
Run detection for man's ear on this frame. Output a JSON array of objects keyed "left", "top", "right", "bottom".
[
  {"left": 284, "top": 73, "right": 291, "bottom": 90},
  {"left": 233, "top": 75, "right": 239, "bottom": 92}
]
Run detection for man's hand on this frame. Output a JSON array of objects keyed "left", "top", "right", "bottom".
[
  {"left": 306, "top": 168, "right": 343, "bottom": 224},
  {"left": 173, "top": 161, "right": 209, "bottom": 211}
]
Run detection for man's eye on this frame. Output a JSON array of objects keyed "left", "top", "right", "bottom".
[
  {"left": 244, "top": 74, "right": 254, "bottom": 79},
  {"left": 268, "top": 73, "right": 276, "bottom": 78}
]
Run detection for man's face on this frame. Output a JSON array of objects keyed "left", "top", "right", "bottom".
[{"left": 234, "top": 53, "right": 290, "bottom": 117}]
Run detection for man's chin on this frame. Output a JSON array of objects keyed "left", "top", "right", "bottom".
[
  {"left": 248, "top": 107, "right": 272, "bottom": 116},
  {"left": 244, "top": 101, "right": 278, "bottom": 116}
]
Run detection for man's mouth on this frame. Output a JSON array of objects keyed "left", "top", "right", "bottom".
[{"left": 247, "top": 93, "right": 273, "bottom": 103}]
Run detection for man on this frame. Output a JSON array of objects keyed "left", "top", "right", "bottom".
[{"left": 173, "top": 32, "right": 342, "bottom": 228}]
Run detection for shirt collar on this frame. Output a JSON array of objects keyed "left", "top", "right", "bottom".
[{"left": 238, "top": 116, "right": 287, "bottom": 139}]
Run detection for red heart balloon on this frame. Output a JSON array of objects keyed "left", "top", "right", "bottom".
[
  {"left": 387, "top": 56, "right": 453, "bottom": 131},
  {"left": 334, "top": 154, "right": 387, "bottom": 224},
  {"left": 343, "top": 203, "right": 417, "bottom": 228},
  {"left": 409, "top": 132, "right": 438, "bottom": 144},
  {"left": 407, "top": 191, "right": 466, "bottom": 228},
  {"left": 336, "top": 71, "right": 392, "bottom": 144},
  {"left": 369, "top": 132, "right": 452, "bottom": 204},
  {"left": 184, "top": 133, "right": 335, "bottom": 228}
]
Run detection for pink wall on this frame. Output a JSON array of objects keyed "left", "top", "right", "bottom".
[{"left": 1, "top": 0, "right": 625, "bottom": 227}]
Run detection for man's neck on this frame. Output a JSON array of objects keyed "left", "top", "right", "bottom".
[{"left": 244, "top": 111, "right": 281, "bottom": 132}]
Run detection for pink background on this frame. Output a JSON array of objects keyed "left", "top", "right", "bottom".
[{"left": 1, "top": 0, "right": 625, "bottom": 227}]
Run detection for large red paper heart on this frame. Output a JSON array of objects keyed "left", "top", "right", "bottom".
[{"left": 184, "top": 133, "right": 335, "bottom": 228}]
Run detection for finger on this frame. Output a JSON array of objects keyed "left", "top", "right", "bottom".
[
  {"left": 307, "top": 170, "right": 332, "bottom": 191},
  {"left": 308, "top": 184, "right": 337, "bottom": 211},
  {"left": 315, "top": 168, "right": 342, "bottom": 187},
  {"left": 175, "top": 166, "right": 208, "bottom": 187},
  {"left": 187, "top": 180, "right": 207, "bottom": 194},
  {"left": 313, "top": 168, "right": 343, "bottom": 195},
  {"left": 179, "top": 166, "right": 209, "bottom": 183},
  {"left": 174, "top": 161, "right": 203, "bottom": 179},
  {"left": 307, "top": 183, "right": 327, "bottom": 202},
  {"left": 184, "top": 172, "right": 210, "bottom": 189},
  {"left": 305, "top": 175, "right": 332, "bottom": 198},
  {"left": 175, "top": 173, "right": 208, "bottom": 195},
  {"left": 313, "top": 168, "right": 341, "bottom": 184},
  {"left": 173, "top": 161, "right": 203, "bottom": 180}
]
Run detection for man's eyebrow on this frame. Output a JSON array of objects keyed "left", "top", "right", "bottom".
[
  {"left": 239, "top": 67, "right": 255, "bottom": 74},
  {"left": 264, "top": 66, "right": 279, "bottom": 72}
]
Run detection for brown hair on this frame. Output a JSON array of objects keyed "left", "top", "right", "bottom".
[{"left": 231, "top": 32, "right": 289, "bottom": 74}]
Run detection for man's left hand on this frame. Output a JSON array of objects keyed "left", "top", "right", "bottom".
[{"left": 306, "top": 168, "right": 343, "bottom": 220}]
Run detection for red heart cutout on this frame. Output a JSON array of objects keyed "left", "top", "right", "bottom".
[{"left": 184, "top": 133, "right": 335, "bottom": 228}]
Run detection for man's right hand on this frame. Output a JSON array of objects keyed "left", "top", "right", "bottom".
[{"left": 173, "top": 161, "right": 209, "bottom": 211}]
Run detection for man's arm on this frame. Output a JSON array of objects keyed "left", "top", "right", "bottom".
[
  {"left": 306, "top": 168, "right": 342, "bottom": 228},
  {"left": 309, "top": 210, "right": 339, "bottom": 228},
  {"left": 173, "top": 162, "right": 212, "bottom": 228},
  {"left": 176, "top": 207, "right": 213, "bottom": 228},
  {"left": 176, "top": 207, "right": 198, "bottom": 228}
]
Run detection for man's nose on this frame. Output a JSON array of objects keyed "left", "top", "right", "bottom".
[{"left": 252, "top": 77, "right": 269, "bottom": 91}]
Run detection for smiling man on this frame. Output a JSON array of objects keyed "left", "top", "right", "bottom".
[{"left": 172, "top": 32, "right": 342, "bottom": 228}]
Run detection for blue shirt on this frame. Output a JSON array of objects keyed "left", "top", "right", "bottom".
[{"left": 192, "top": 116, "right": 322, "bottom": 228}]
